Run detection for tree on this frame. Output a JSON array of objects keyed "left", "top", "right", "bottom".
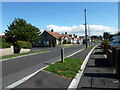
[
  {"left": 5, "top": 18, "right": 41, "bottom": 45},
  {"left": 117, "top": 31, "right": 120, "bottom": 35},
  {"left": 103, "top": 32, "right": 110, "bottom": 41}
]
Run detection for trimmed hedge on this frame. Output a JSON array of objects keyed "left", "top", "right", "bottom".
[
  {"left": 0, "top": 38, "right": 11, "bottom": 48},
  {"left": 2, "top": 42, "right": 11, "bottom": 48},
  {"left": 15, "top": 41, "right": 32, "bottom": 49}
]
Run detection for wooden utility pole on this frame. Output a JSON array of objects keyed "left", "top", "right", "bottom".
[{"left": 84, "top": 9, "right": 88, "bottom": 48}]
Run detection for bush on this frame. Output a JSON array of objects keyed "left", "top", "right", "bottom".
[
  {"left": 0, "top": 37, "right": 11, "bottom": 48},
  {"left": 101, "top": 40, "right": 111, "bottom": 53},
  {"left": 63, "top": 40, "right": 68, "bottom": 44},
  {"left": 101, "top": 40, "right": 110, "bottom": 47},
  {"left": 15, "top": 41, "right": 32, "bottom": 49},
  {"left": 2, "top": 42, "right": 11, "bottom": 48}
]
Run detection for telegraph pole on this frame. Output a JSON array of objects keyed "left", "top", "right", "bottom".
[
  {"left": 84, "top": 9, "right": 88, "bottom": 48},
  {"left": 88, "top": 24, "right": 91, "bottom": 46}
]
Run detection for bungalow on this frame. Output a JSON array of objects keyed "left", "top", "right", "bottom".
[
  {"left": 61, "top": 32, "right": 73, "bottom": 44},
  {"left": 35, "top": 29, "right": 64, "bottom": 47},
  {"left": 77, "top": 36, "right": 83, "bottom": 44}
]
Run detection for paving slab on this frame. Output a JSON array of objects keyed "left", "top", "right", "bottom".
[{"left": 77, "top": 46, "right": 120, "bottom": 89}]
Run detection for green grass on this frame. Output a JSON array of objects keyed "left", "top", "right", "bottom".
[
  {"left": 87, "top": 45, "right": 96, "bottom": 49},
  {"left": 0, "top": 50, "right": 48, "bottom": 60},
  {"left": 44, "top": 57, "right": 83, "bottom": 78}
]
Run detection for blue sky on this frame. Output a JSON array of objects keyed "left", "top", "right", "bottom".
[{"left": 2, "top": 2, "right": 118, "bottom": 36}]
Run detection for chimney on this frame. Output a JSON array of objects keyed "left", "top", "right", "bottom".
[
  {"left": 69, "top": 34, "right": 72, "bottom": 37},
  {"left": 65, "top": 32, "right": 67, "bottom": 34},
  {"left": 51, "top": 29, "right": 54, "bottom": 32},
  {"left": 73, "top": 34, "right": 75, "bottom": 36}
]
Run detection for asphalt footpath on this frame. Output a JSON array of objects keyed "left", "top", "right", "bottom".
[
  {"left": 9, "top": 47, "right": 91, "bottom": 89},
  {"left": 77, "top": 46, "right": 120, "bottom": 90}
]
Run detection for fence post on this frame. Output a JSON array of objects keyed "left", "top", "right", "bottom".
[
  {"left": 103, "top": 44, "right": 107, "bottom": 54},
  {"left": 112, "top": 47, "right": 117, "bottom": 67},
  {"left": 116, "top": 48, "right": 120, "bottom": 76},
  {"left": 61, "top": 48, "right": 64, "bottom": 62}
]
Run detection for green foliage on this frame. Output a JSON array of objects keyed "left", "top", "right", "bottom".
[
  {"left": 15, "top": 40, "right": 32, "bottom": 49},
  {"left": 87, "top": 45, "right": 95, "bottom": 49},
  {"left": 44, "top": 57, "right": 83, "bottom": 78},
  {"left": 5, "top": 18, "right": 41, "bottom": 45},
  {"left": 63, "top": 40, "right": 68, "bottom": 44},
  {"left": 103, "top": 32, "right": 110, "bottom": 41},
  {"left": 0, "top": 38, "right": 11, "bottom": 48},
  {"left": 2, "top": 42, "right": 11, "bottom": 48},
  {"left": 102, "top": 40, "right": 110, "bottom": 45}
]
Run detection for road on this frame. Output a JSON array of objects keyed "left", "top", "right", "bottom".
[{"left": 2, "top": 44, "right": 86, "bottom": 88}]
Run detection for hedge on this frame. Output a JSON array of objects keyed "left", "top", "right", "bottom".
[
  {"left": 1, "top": 42, "right": 11, "bottom": 48},
  {"left": 0, "top": 38, "right": 11, "bottom": 48},
  {"left": 15, "top": 41, "right": 32, "bottom": 49}
]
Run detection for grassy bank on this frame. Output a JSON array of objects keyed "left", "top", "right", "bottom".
[
  {"left": 1, "top": 50, "right": 48, "bottom": 60},
  {"left": 44, "top": 57, "right": 83, "bottom": 78}
]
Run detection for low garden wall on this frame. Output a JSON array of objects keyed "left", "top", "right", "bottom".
[
  {"left": 20, "top": 48, "right": 30, "bottom": 54},
  {"left": 0, "top": 46, "right": 14, "bottom": 57}
]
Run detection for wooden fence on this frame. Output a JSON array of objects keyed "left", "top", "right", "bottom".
[{"left": 103, "top": 44, "right": 120, "bottom": 76}]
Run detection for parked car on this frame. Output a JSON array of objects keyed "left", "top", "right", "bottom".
[{"left": 110, "top": 36, "right": 120, "bottom": 47}]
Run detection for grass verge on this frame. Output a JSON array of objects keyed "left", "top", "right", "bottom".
[
  {"left": 44, "top": 57, "right": 83, "bottom": 79},
  {"left": 1, "top": 50, "right": 48, "bottom": 60},
  {"left": 87, "top": 45, "right": 96, "bottom": 49}
]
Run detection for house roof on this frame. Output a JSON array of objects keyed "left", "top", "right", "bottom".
[
  {"left": 45, "top": 31, "right": 63, "bottom": 39},
  {"left": 63, "top": 34, "right": 73, "bottom": 39}
]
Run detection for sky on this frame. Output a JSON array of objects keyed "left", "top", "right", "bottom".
[{"left": 1, "top": 2, "right": 118, "bottom": 36}]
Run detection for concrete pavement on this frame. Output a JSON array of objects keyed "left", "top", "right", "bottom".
[{"left": 77, "top": 46, "right": 120, "bottom": 89}]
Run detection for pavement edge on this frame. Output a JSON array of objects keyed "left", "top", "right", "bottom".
[{"left": 67, "top": 44, "right": 99, "bottom": 90}]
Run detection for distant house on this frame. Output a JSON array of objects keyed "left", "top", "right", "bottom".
[
  {"left": 70, "top": 34, "right": 78, "bottom": 44},
  {"left": 77, "top": 36, "right": 83, "bottom": 44},
  {"left": 61, "top": 32, "right": 73, "bottom": 44},
  {"left": 35, "top": 29, "right": 64, "bottom": 47}
]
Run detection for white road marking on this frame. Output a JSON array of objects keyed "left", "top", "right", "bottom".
[
  {"left": 67, "top": 44, "right": 99, "bottom": 90},
  {"left": 67, "top": 49, "right": 84, "bottom": 57},
  {"left": 2, "top": 65, "right": 49, "bottom": 90},
  {"left": 2, "top": 48, "right": 85, "bottom": 90}
]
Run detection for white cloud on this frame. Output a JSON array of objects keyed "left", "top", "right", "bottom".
[
  {"left": 0, "top": 33, "right": 5, "bottom": 36},
  {"left": 46, "top": 24, "right": 117, "bottom": 36}
]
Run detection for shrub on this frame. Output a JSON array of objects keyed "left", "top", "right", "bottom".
[
  {"left": 101, "top": 40, "right": 110, "bottom": 47},
  {"left": 63, "top": 40, "right": 68, "bottom": 44},
  {"left": 15, "top": 41, "right": 32, "bottom": 49},
  {"left": 0, "top": 37, "right": 11, "bottom": 48},
  {"left": 2, "top": 42, "right": 11, "bottom": 48}
]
